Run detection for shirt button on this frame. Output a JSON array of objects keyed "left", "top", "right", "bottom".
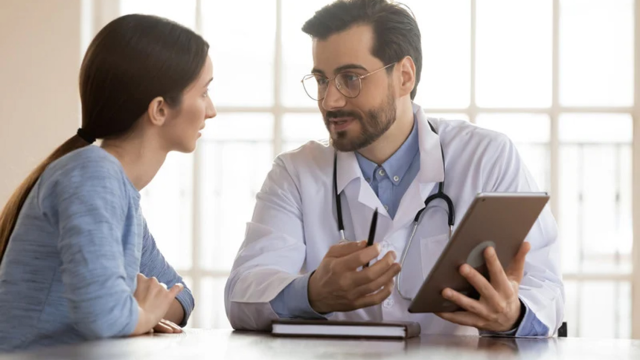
[
  {"left": 384, "top": 205, "right": 389, "bottom": 212},
  {"left": 378, "top": 169, "right": 386, "bottom": 176},
  {"left": 393, "top": 175, "right": 400, "bottom": 182},
  {"left": 383, "top": 298, "right": 394, "bottom": 308}
]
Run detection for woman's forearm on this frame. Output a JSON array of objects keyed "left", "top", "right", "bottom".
[{"left": 164, "top": 299, "right": 185, "bottom": 326}]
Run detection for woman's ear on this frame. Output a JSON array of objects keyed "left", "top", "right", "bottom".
[
  {"left": 397, "top": 56, "right": 416, "bottom": 98},
  {"left": 147, "top": 96, "right": 168, "bottom": 127}
]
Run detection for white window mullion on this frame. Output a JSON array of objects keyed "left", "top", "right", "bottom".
[
  {"left": 469, "top": 0, "right": 477, "bottom": 124},
  {"left": 550, "top": 0, "right": 560, "bottom": 226},
  {"left": 273, "top": 0, "right": 284, "bottom": 158},
  {"left": 631, "top": 0, "right": 640, "bottom": 340},
  {"left": 190, "top": 0, "right": 204, "bottom": 328}
]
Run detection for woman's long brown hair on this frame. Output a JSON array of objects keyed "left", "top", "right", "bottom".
[{"left": 0, "top": 14, "right": 209, "bottom": 263}]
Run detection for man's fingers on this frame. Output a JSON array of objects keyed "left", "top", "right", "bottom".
[
  {"left": 483, "top": 247, "right": 512, "bottom": 293},
  {"left": 458, "top": 264, "right": 505, "bottom": 310},
  {"left": 325, "top": 240, "right": 367, "bottom": 258},
  {"left": 352, "top": 261, "right": 401, "bottom": 298},
  {"left": 353, "top": 279, "right": 394, "bottom": 309},
  {"left": 436, "top": 311, "right": 486, "bottom": 329},
  {"left": 335, "top": 244, "right": 381, "bottom": 271},
  {"left": 442, "top": 288, "right": 494, "bottom": 321},
  {"left": 506, "top": 242, "right": 531, "bottom": 283},
  {"left": 349, "top": 251, "right": 398, "bottom": 288}
]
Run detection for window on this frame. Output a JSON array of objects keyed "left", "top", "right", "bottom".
[{"left": 117, "top": 0, "right": 637, "bottom": 337}]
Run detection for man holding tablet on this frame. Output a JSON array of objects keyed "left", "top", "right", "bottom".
[{"left": 225, "top": 0, "right": 563, "bottom": 337}]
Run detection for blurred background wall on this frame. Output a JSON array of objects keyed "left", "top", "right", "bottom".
[{"left": 0, "top": 0, "right": 82, "bottom": 206}]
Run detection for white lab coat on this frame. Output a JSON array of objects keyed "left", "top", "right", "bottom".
[{"left": 225, "top": 103, "right": 564, "bottom": 336}]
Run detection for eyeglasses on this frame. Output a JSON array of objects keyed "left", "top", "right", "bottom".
[{"left": 301, "top": 63, "right": 396, "bottom": 101}]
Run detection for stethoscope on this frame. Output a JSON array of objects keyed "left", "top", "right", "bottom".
[{"left": 333, "top": 121, "right": 456, "bottom": 301}]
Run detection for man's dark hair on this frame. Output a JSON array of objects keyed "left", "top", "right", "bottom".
[{"left": 302, "top": 0, "right": 422, "bottom": 100}]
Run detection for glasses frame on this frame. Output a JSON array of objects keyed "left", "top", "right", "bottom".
[{"left": 301, "top": 62, "right": 397, "bottom": 101}]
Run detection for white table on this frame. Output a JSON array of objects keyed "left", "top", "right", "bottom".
[{"left": 2, "top": 329, "right": 639, "bottom": 360}]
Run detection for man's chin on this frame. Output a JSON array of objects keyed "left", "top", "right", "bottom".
[{"left": 331, "top": 134, "right": 361, "bottom": 152}]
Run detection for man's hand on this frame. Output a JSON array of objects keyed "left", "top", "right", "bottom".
[
  {"left": 308, "top": 241, "right": 401, "bottom": 314},
  {"left": 436, "top": 242, "right": 531, "bottom": 332}
]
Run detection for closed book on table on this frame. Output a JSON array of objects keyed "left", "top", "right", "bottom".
[{"left": 271, "top": 319, "right": 421, "bottom": 340}]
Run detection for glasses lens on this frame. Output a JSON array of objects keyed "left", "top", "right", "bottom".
[
  {"left": 302, "top": 74, "right": 325, "bottom": 101},
  {"left": 336, "top": 73, "right": 361, "bottom": 98}
]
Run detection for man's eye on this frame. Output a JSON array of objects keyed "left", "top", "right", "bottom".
[{"left": 344, "top": 74, "right": 359, "bottom": 82}]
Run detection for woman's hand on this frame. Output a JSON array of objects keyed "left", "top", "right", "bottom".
[
  {"left": 131, "top": 273, "right": 183, "bottom": 336},
  {"left": 152, "top": 319, "right": 183, "bottom": 334}
]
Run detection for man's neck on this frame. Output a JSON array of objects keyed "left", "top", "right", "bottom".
[{"left": 357, "top": 106, "right": 414, "bottom": 165}]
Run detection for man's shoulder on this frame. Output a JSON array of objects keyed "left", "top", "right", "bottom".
[
  {"left": 433, "top": 118, "right": 508, "bottom": 141},
  {"left": 276, "top": 139, "right": 334, "bottom": 171},
  {"left": 432, "top": 118, "right": 512, "bottom": 151}
]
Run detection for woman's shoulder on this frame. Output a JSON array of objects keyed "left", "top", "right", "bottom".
[{"left": 39, "top": 146, "right": 131, "bottom": 197}]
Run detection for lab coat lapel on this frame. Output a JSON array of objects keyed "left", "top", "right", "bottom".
[
  {"left": 336, "top": 150, "right": 393, "bottom": 242},
  {"left": 393, "top": 104, "right": 445, "bottom": 229}
]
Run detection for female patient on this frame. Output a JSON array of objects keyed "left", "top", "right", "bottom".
[{"left": 0, "top": 14, "right": 215, "bottom": 351}]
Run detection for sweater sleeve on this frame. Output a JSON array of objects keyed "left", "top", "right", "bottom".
[
  {"left": 139, "top": 218, "right": 194, "bottom": 327},
  {"left": 45, "top": 158, "right": 139, "bottom": 340}
]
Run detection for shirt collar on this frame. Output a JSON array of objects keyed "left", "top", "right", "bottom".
[
  {"left": 335, "top": 102, "right": 443, "bottom": 194},
  {"left": 355, "top": 117, "right": 419, "bottom": 185}
]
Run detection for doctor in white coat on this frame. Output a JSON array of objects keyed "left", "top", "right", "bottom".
[{"left": 225, "top": 0, "right": 563, "bottom": 337}]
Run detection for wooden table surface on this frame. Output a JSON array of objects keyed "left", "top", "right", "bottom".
[{"left": 2, "top": 329, "right": 640, "bottom": 360}]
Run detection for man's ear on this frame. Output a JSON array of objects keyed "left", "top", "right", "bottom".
[
  {"left": 147, "top": 96, "right": 168, "bottom": 127},
  {"left": 397, "top": 56, "right": 416, "bottom": 98}
]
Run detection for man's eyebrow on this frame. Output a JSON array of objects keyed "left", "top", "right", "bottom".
[
  {"left": 334, "top": 64, "right": 369, "bottom": 74},
  {"left": 311, "top": 64, "right": 369, "bottom": 76}
]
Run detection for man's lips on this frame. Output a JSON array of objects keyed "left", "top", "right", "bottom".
[{"left": 328, "top": 117, "right": 356, "bottom": 131}]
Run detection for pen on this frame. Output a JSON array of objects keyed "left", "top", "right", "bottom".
[{"left": 364, "top": 208, "right": 379, "bottom": 268}]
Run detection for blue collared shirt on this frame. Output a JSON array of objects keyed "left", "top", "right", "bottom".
[
  {"left": 354, "top": 119, "right": 420, "bottom": 219},
  {"left": 270, "top": 118, "right": 549, "bottom": 337}
]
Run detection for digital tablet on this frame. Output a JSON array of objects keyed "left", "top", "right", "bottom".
[{"left": 407, "top": 192, "right": 549, "bottom": 313}]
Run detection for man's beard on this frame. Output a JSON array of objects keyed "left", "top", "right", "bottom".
[{"left": 325, "top": 91, "right": 397, "bottom": 152}]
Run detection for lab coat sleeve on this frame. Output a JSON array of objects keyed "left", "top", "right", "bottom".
[
  {"left": 481, "top": 300, "right": 549, "bottom": 337},
  {"left": 224, "top": 156, "right": 308, "bottom": 331},
  {"left": 484, "top": 133, "right": 565, "bottom": 337}
]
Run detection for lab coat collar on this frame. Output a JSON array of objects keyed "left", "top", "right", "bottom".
[
  {"left": 414, "top": 102, "right": 445, "bottom": 192},
  {"left": 334, "top": 103, "right": 445, "bottom": 221}
]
